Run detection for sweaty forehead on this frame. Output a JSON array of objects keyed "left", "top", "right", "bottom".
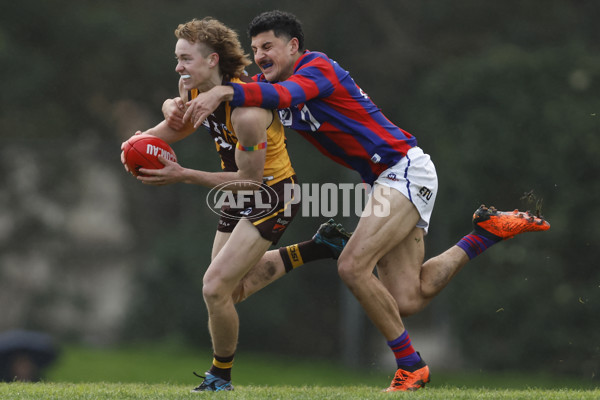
[
  {"left": 175, "top": 39, "right": 194, "bottom": 53},
  {"left": 175, "top": 39, "right": 210, "bottom": 56}
]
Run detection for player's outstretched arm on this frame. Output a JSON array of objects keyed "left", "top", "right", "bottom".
[
  {"left": 138, "top": 107, "right": 270, "bottom": 190},
  {"left": 143, "top": 120, "right": 196, "bottom": 144}
]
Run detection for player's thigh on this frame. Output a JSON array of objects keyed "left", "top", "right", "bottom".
[
  {"left": 376, "top": 225, "right": 426, "bottom": 308},
  {"left": 211, "top": 231, "right": 231, "bottom": 260},
  {"left": 204, "top": 218, "right": 272, "bottom": 289},
  {"left": 340, "top": 184, "right": 421, "bottom": 272}
]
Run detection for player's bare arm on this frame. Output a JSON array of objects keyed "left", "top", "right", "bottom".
[
  {"left": 162, "top": 76, "right": 199, "bottom": 132},
  {"left": 138, "top": 106, "right": 269, "bottom": 190},
  {"left": 230, "top": 106, "right": 269, "bottom": 183},
  {"left": 183, "top": 85, "right": 234, "bottom": 129},
  {"left": 162, "top": 97, "right": 187, "bottom": 131},
  {"left": 162, "top": 76, "right": 200, "bottom": 132},
  {"left": 143, "top": 120, "right": 195, "bottom": 144},
  {"left": 172, "top": 106, "right": 269, "bottom": 190},
  {"left": 138, "top": 80, "right": 266, "bottom": 188},
  {"left": 162, "top": 76, "right": 214, "bottom": 132}
]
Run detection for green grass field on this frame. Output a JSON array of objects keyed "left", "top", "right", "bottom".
[
  {"left": 1, "top": 382, "right": 599, "bottom": 400},
  {"left": 1, "top": 344, "right": 597, "bottom": 399}
]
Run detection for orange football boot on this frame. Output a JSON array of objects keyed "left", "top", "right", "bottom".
[
  {"left": 384, "top": 362, "right": 430, "bottom": 392},
  {"left": 473, "top": 205, "right": 550, "bottom": 240}
]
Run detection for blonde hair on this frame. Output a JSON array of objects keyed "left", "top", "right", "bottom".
[{"left": 175, "top": 18, "right": 251, "bottom": 80}]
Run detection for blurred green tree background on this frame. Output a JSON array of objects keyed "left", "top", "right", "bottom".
[{"left": 0, "top": 0, "right": 598, "bottom": 381}]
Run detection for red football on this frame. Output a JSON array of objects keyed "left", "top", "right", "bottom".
[{"left": 122, "top": 134, "right": 177, "bottom": 177}]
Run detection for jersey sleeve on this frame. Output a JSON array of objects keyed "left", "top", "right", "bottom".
[{"left": 227, "top": 53, "right": 336, "bottom": 109}]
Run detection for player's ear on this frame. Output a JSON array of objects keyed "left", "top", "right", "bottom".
[
  {"left": 288, "top": 37, "right": 300, "bottom": 55},
  {"left": 208, "top": 52, "right": 219, "bottom": 68}
]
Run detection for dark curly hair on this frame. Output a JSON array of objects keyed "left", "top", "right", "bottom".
[{"left": 247, "top": 10, "right": 304, "bottom": 50}]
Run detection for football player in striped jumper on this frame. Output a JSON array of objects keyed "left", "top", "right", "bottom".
[{"left": 166, "top": 11, "right": 550, "bottom": 392}]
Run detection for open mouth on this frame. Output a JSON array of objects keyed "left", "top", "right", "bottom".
[
  {"left": 261, "top": 63, "right": 273, "bottom": 70},
  {"left": 181, "top": 74, "right": 191, "bottom": 79}
]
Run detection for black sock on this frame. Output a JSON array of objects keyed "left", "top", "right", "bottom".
[
  {"left": 279, "top": 239, "right": 333, "bottom": 273},
  {"left": 208, "top": 353, "right": 234, "bottom": 381}
]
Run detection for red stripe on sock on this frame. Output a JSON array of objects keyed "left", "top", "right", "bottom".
[{"left": 393, "top": 347, "right": 417, "bottom": 359}]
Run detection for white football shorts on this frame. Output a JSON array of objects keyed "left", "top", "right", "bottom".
[{"left": 373, "top": 146, "right": 438, "bottom": 234}]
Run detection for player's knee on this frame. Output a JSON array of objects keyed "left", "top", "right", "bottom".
[
  {"left": 337, "top": 257, "right": 362, "bottom": 287},
  {"left": 202, "top": 276, "right": 228, "bottom": 304}
]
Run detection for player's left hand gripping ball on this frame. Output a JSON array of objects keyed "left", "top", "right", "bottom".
[{"left": 122, "top": 134, "right": 177, "bottom": 177}]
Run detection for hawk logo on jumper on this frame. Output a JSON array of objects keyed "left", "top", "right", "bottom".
[
  {"left": 386, "top": 173, "right": 400, "bottom": 182},
  {"left": 205, "top": 180, "right": 279, "bottom": 220},
  {"left": 418, "top": 186, "right": 434, "bottom": 202},
  {"left": 203, "top": 117, "right": 232, "bottom": 136},
  {"left": 204, "top": 118, "right": 236, "bottom": 150},
  {"left": 214, "top": 136, "right": 233, "bottom": 151}
]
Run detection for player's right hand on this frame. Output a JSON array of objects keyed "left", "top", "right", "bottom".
[
  {"left": 120, "top": 130, "right": 144, "bottom": 173},
  {"left": 137, "top": 155, "right": 185, "bottom": 186},
  {"left": 183, "top": 86, "right": 225, "bottom": 129},
  {"left": 163, "top": 97, "right": 187, "bottom": 131}
]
